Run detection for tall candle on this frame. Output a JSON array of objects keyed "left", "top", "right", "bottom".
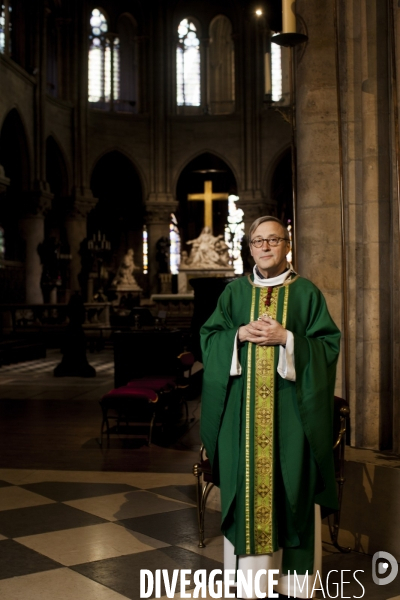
[
  {"left": 264, "top": 52, "right": 272, "bottom": 95},
  {"left": 282, "top": 0, "right": 296, "bottom": 33}
]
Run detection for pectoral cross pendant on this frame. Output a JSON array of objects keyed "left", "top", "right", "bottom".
[{"left": 264, "top": 287, "right": 273, "bottom": 307}]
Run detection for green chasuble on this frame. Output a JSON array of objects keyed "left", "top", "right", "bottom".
[{"left": 200, "top": 273, "right": 340, "bottom": 574}]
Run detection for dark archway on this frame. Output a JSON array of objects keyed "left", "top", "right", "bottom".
[
  {"left": 46, "top": 136, "right": 69, "bottom": 242},
  {"left": 270, "top": 149, "right": 293, "bottom": 228},
  {"left": 89, "top": 151, "right": 144, "bottom": 286},
  {"left": 176, "top": 152, "right": 237, "bottom": 247},
  {"left": 44, "top": 136, "right": 70, "bottom": 299},
  {"left": 0, "top": 109, "right": 30, "bottom": 262}
]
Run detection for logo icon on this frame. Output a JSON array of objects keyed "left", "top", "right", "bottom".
[{"left": 372, "top": 551, "right": 398, "bottom": 586}]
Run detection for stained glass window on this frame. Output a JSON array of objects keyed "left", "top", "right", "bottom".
[
  {"left": 271, "top": 42, "right": 282, "bottom": 102},
  {"left": 176, "top": 19, "right": 200, "bottom": 107},
  {"left": 113, "top": 37, "right": 120, "bottom": 101},
  {"left": 287, "top": 219, "right": 293, "bottom": 263},
  {"left": 0, "top": 1, "right": 12, "bottom": 55},
  {"left": 224, "top": 194, "right": 244, "bottom": 274},
  {"left": 142, "top": 225, "right": 148, "bottom": 274},
  {"left": 169, "top": 214, "right": 181, "bottom": 275},
  {"left": 88, "top": 9, "right": 120, "bottom": 108}
]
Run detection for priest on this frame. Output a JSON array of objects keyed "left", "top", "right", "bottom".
[{"left": 200, "top": 216, "right": 341, "bottom": 599}]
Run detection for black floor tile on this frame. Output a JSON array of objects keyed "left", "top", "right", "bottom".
[
  {"left": 0, "top": 539, "right": 61, "bottom": 579},
  {"left": 72, "top": 546, "right": 223, "bottom": 600},
  {"left": 149, "top": 484, "right": 197, "bottom": 505},
  {"left": 118, "top": 506, "right": 221, "bottom": 546},
  {"left": 21, "top": 481, "right": 138, "bottom": 502},
  {"left": 0, "top": 502, "right": 107, "bottom": 538}
]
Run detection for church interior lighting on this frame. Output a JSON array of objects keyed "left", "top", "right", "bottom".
[
  {"left": 224, "top": 194, "right": 244, "bottom": 275},
  {"left": 176, "top": 19, "right": 201, "bottom": 107},
  {"left": 142, "top": 225, "right": 148, "bottom": 275},
  {"left": 0, "top": 1, "right": 11, "bottom": 55},
  {"left": 271, "top": 41, "right": 282, "bottom": 102},
  {"left": 169, "top": 214, "right": 181, "bottom": 275}
]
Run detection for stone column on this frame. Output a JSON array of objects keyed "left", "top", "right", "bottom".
[
  {"left": 18, "top": 191, "right": 52, "bottom": 304},
  {"left": 296, "top": 0, "right": 392, "bottom": 450},
  {"left": 295, "top": 0, "right": 343, "bottom": 384},
  {"left": 145, "top": 199, "right": 178, "bottom": 294},
  {"left": 356, "top": 1, "right": 391, "bottom": 449},
  {"left": 239, "top": 15, "right": 264, "bottom": 206},
  {"left": 65, "top": 195, "right": 97, "bottom": 294},
  {"left": 236, "top": 197, "right": 266, "bottom": 235}
]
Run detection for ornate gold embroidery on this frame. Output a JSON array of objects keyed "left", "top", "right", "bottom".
[
  {"left": 253, "top": 286, "right": 279, "bottom": 554},
  {"left": 255, "top": 506, "right": 270, "bottom": 523},
  {"left": 257, "top": 432, "right": 270, "bottom": 449},
  {"left": 257, "top": 482, "right": 270, "bottom": 498},
  {"left": 257, "top": 357, "right": 271, "bottom": 376},
  {"left": 282, "top": 284, "right": 289, "bottom": 328},
  {"left": 255, "top": 530, "right": 271, "bottom": 550},
  {"left": 256, "top": 407, "right": 272, "bottom": 426}
]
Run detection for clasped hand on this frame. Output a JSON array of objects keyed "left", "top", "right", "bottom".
[{"left": 238, "top": 314, "right": 287, "bottom": 346}]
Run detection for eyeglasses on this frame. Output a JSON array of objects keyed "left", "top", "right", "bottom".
[{"left": 250, "top": 237, "right": 289, "bottom": 248}]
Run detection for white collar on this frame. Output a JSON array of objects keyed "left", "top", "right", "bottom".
[{"left": 252, "top": 264, "right": 293, "bottom": 287}]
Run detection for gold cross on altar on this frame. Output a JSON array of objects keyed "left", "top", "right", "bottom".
[{"left": 188, "top": 180, "right": 229, "bottom": 231}]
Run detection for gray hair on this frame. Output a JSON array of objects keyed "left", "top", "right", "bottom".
[{"left": 248, "top": 216, "right": 290, "bottom": 242}]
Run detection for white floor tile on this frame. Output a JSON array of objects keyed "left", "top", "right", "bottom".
[
  {"left": 16, "top": 522, "right": 169, "bottom": 566},
  {"left": 64, "top": 489, "right": 192, "bottom": 521},
  {"left": 0, "top": 486, "right": 55, "bottom": 511}
]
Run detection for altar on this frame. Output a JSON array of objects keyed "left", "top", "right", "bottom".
[{"left": 177, "top": 268, "right": 235, "bottom": 293}]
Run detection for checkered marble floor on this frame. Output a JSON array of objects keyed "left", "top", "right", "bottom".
[
  {"left": 1, "top": 355, "right": 399, "bottom": 599},
  {"left": 0, "top": 469, "right": 223, "bottom": 599}
]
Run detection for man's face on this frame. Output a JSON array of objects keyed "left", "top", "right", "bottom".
[{"left": 249, "top": 221, "right": 290, "bottom": 278}]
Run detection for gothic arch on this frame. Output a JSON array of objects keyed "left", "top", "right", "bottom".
[
  {"left": 265, "top": 146, "right": 293, "bottom": 225},
  {"left": 46, "top": 134, "right": 70, "bottom": 198},
  {"left": 173, "top": 14, "right": 203, "bottom": 37},
  {"left": 175, "top": 151, "right": 238, "bottom": 246},
  {"left": 0, "top": 107, "right": 31, "bottom": 190},
  {"left": 0, "top": 108, "right": 31, "bottom": 262},
  {"left": 173, "top": 148, "right": 240, "bottom": 193},
  {"left": 90, "top": 147, "right": 147, "bottom": 199},
  {"left": 262, "top": 145, "right": 291, "bottom": 197},
  {"left": 89, "top": 150, "right": 145, "bottom": 280}
]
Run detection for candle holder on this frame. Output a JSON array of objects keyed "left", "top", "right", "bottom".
[
  {"left": 87, "top": 231, "right": 112, "bottom": 292},
  {"left": 271, "top": 32, "right": 308, "bottom": 48}
]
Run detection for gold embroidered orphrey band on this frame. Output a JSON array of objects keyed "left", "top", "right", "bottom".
[{"left": 245, "top": 284, "right": 289, "bottom": 554}]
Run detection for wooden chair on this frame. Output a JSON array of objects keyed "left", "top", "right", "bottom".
[
  {"left": 193, "top": 395, "right": 350, "bottom": 549},
  {"left": 99, "top": 386, "right": 159, "bottom": 446},
  {"left": 99, "top": 351, "right": 195, "bottom": 446}
]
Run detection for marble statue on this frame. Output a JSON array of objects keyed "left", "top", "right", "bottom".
[
  {"left": 112, "top": 249, "right": 138, "bottom": 286},
  {"left": 110, "top": 248, "right": 142, "bottom": 297},
  {"left": 181, "top": 227, "right": 231, "bottom": 269}
]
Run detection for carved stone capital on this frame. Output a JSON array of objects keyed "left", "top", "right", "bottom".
[
  {"left": 145, "top": 198, "right": 179, "bottom": 225},
  {"left": 21, "top": 187, "right": 53, "bottom": 218},
  {"left": 236, "top": 196, "right": 266, "bottom": 224},
  {"left": 66, "top": 189, "right": 98, "bottom": 220}
]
